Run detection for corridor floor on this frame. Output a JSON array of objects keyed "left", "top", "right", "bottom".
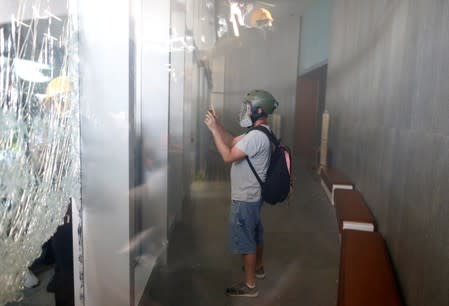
[{"left": 140, "top": 163, "right": 340, "bottom": 306}]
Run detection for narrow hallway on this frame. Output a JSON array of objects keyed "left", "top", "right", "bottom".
[{"left": 141, "top": 162, "right": 340, "bottom": 306}]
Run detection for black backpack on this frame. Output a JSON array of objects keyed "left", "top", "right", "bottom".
[{"left": 245, "top": 125, "right": 292, "bottom": 205}]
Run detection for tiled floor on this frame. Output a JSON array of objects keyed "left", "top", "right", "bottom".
[
  {"left": 140, "top": 162, "right": 341, "bottom": 306},
  {"left": 6, "top": 162, "right": 339, "bottom": 306},
  {"left": 6, "top": 269, "right": 55, "bottom": 306}
]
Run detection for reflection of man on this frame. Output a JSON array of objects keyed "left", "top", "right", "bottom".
[
  {"left": 26, "top": 76, "right": 75, "bottom": 306},
  {"left": 204, "top": 90, "right": 279, "bottom": 297},
  {"left": 44, "top": 76, "right": 75, "bottom": 306}
]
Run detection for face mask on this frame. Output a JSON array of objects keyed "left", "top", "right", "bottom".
[{"left": 239, "top": 102, "right": 253, "bottom": 128}]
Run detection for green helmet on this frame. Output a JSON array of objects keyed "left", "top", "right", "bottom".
[{"left": 244, "top": 89, "right": 279, "bottom": 115}]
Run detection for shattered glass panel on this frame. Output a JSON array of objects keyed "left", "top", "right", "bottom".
[{"left": 0, "top": 0, "right": 79, "bottom": 303}]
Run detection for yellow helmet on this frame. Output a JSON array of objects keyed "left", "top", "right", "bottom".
[
  {"left": 44, "top": 76, "right": 72, "bottom": 113},
  {"left": 249, "top": 8, "right": 273, "bottom": 28},
  {"left": 45, "top": 76, "right": 71, "bottom": 97}
]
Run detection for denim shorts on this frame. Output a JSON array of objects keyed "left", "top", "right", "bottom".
[{"left": 229, "top": 199, "right": 264, "bottom": 254}]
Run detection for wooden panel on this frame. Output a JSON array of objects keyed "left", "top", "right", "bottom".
[
  {"left": 334, "top": 189, "right": 375, "bottom": 233},
  {"left": 339, "top": 230, "right": 403, "bottom": 306},
  {"left": 295, "top": 77, "right": 319, "bottom": 160}
]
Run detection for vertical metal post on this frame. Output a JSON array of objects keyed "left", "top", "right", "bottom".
[{"left": 78, "top": 0, "right": 131, "bottom": 305}]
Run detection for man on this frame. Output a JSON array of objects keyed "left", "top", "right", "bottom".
[{"left": 204, "top": 89, "right": 279, "bottom": 297}]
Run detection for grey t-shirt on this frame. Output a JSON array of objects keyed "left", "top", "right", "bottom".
[{"left": 230, "top": 126, "right": 271, "bottom": 202}]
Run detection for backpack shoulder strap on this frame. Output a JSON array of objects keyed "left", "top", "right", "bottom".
[
  {"left": 245, "top": 125, "right": 278, "bottom": 187},
  {"left": 245, "top": 156, "right": 264, "bottom": 187},
  {"left": 249, "top": 125, "right": 280, "bottom": 146}
]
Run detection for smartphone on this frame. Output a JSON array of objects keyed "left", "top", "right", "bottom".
[{"left": 209, "top": 103, "right": 215, "bottom": 115}]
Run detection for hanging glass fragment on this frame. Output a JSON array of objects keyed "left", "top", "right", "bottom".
[{"left": 0, "top": 0, "right": 80, "bottom": 303}]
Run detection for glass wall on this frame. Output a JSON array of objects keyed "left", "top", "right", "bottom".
[
  {"left": 0, "top": 0, "right": 80, "bottom": 305},
  {"left": 1, "top": 0, "right": 305, "bottom": 305}
]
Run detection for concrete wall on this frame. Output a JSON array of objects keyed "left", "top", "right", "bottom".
[
  {"left": 326, "top": 1, "right": 449, "bottom": 305},
  {"left": 298, "top": 0, "right": 332, "bottom": 74}
]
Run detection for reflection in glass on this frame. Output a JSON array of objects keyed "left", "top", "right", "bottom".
[
  {"left": 0, "top": 1, "right": 79, "bottom": 303},
  {"left": 225, "top": 0, "right": 274, "bottom": 37}
]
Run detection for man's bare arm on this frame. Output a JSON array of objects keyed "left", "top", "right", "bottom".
[
  {"left": 207, "top": 110, "right": 243, "bottom": 147},
  {"left": 213, "top": 121, "right": 235, "bottom": 147},
  {"left": 205, "top": 111, "right": 246, "bottom": 163}
]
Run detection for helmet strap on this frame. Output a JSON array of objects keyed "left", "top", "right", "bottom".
[{"left": 250, "top": 107, "right": 267, "bottom": 123}]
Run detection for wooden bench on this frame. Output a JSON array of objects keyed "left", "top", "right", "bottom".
[
  {"left": 320, "top": 167, "right": 354, "bottom": 205},
  {"left": 334, "top": 189, "right": 375, "bottom": 232},
  {"left": 338, "top": 230, "right": 403, "bottom": 306}
]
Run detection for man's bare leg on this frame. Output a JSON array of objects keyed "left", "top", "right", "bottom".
[
  {"left": 242, "top": 253, "right": 257, "bottom": 286},
  {"left": 256, "top": 243, "right": 264, "bottom": 270}
]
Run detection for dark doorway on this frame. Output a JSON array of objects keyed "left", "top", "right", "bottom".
[{"left": 294, "top": 65, "right": 328, "bottom": 168}]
